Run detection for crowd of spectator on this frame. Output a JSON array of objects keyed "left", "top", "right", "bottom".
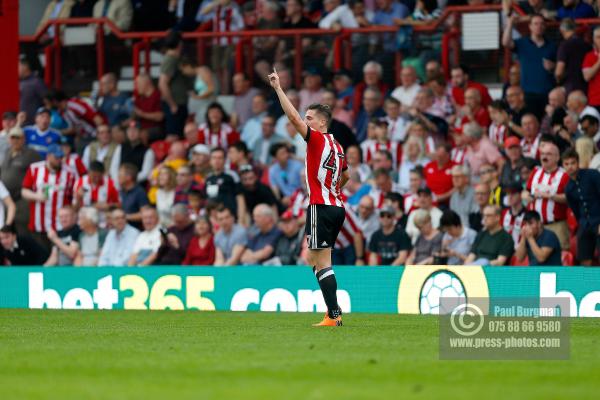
[{"left": 6, "top": 0, "right": 600, "bottom": 266}]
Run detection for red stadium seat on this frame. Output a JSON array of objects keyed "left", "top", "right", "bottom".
[
  {"left": 510, "top": 254, "right": 529, "bottom": 266},
  {"left": 561, "top": 251, "right": 574, "bottom": 267}
]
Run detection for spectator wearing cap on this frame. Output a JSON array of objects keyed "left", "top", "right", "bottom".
[
  {"left": 563, "top": 148, "right": 600, "bottom": 265},
  {"left": 515, "top": 210, "right": 562, "bottom": 266},
  {"left": 21, "top": 143, "right": 77, "bottom": 249},
  {"left": 0, "top": 112, "right": 21, "bottom": 165},
  {"left": 0, "top": 128, "right": 41, "bottom": 234},
  {"left": 95, "top": 73, "right": 130, "bottom": 127},
  {"left": 583, "top": 27, "right": 600, "bottom": 109},
  {"left": 269, "top": 210, "right": 304, "bottom": 265},
  {"left": 368, "top": 205, "right": 412, "bottom": 266},
  {"left": 450, "top": 65, "right": 492, "bottom": 109},
  {"left": 133, "top": 73, "right": 164, "bottom": 139},
  {"left": 465, "top": 205, "right": 514, "bottom": 265},
  {"left": 449, "top": 164, "right": 478, "bottom": 228},
  {"left": 405, "top": 188, "right": 442, "bottom": 243},
  {"left": 240, "top": 204, "right": 282, "bottom": 265},
  {"left": 523, "top": 141, "right": 571, "bottom": 250},
  {"left": 190, "top": 143, "right": 212, "bottom": 184},
  {"left": 391, "top": 66, "right": 421, "bottom": 112},
  {"left": 406, "top": 209, "right": 443, "bottom": 265},
  {"left": 118, "top": 163, "right": 149, "bottom": 230},
  {"left": 19, "top": 58, "right": 47, "bottom": 126},
  {"left": 298, "top": 68, "right": 325, "bottom": 115},
  {"left": 439, "top": 209, "right": 477, "bottom": 265},
  {"left": 355, "top": 88, "right": 386, "bottom": 143},
  {"left": 556, "top": 18, "right": 591, "bottom": 95},
  {"left": 59, "top": 136, "right": 87, "bottom": 178},
  {"left": 463, "top": 122, "right": 504, "bottom": 180},
  {"left": 82, "top": 124, "right": 121, "bottom": 185},
  {"left": 503, "top": 14, "right": 557, "bottom": 119},
  {"left": 423, "top": 143, "right": 456, "bottom": 207},
  {"left": 268, "top": 143, "right": 303, "bottom": 205},
  {"left": 500, "top": 136, "right": 535, "bottom": 188},
  {"left": 238, "top": 164, "right": 280, "bottom": 226},
  {"left": 241, "top": 93, "right": 269, "bottom": 150},
  {"left": 502, "top": 181, "right": 526, "bottom": 247},
  {"left": 23, "top": 107, "right": 62, "bottom": 159},
  {"left": 213, "top": 206, "right": 247, "bottom": 265}
]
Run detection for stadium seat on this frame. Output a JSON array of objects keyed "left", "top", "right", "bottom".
[{"left": 561, "top": 251, "right": 574, "bottom": 267}]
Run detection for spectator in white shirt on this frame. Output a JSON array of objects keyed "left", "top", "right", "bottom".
[{"left": 391, "top": 65, "right": 421, "bottom": 111}]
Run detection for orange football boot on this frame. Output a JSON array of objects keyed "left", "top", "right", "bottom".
[{"left": 312, "top": 312, "right": 343, "bottom": 327}]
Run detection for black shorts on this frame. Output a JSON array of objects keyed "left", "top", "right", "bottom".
[
  {"left": 305, "top": 204, "right": 345, "bottom": 250},
  {"left": 577, "top": 225, "right": 600, "bottom": 261}
]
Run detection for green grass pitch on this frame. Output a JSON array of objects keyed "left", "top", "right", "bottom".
[{"left": 1, "top": 310, "right": 599, "bottom": 399}]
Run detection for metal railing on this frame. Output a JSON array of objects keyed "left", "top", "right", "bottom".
[{"left": 20, "top": 5, "right": 600, "bottom": 91}]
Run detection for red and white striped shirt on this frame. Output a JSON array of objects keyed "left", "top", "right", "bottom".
[
  {"left": 521, "top": 134, "right": 541, "bottom": 160},
  {"left": 305, "top": 128, "right": 347, "bottom": 207},
  {"left": 335, "top": 206, "right": 361, "bottom": 249},
  {"left": 74, "top": 174, "right": 120, "bottom": 208},
  {"left": 289, "top": 188, "right": 308, "bottom": 218},
  {"left": 369, "top": 182, "right": 403, "bottom": 209},
  {"left": 360, "top": 140, "right": 403, "bottom": 170},
  {"left": 488, "top": 123, "right": 508, "bottom": 147},
  {"left": 403, "top": 192, "right": 418, "bottom": 215},
  {"left": 197, "top": 123, "right": 240, "bottom": 150},
  {"left": 63, "top": 98, "right": 103, "bottom": 138},
  {"left": 526, "top": 166, "right": 570, "bottom": 224},
  {"left": 22, "top": 161, "right": 77, "bottom": 232},
  {"left": 451, "top": 146, "right": 466, "bottom": 164},
  {"left": 501, "top": 208, "right": 525, "bottom": 246},
  {"left": 64, "top": 153, "right": 87, "bottom": 178}
]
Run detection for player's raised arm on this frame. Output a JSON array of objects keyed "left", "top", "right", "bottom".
[{"left": 268, "top": 69, "right": 308, "bottom": 139}]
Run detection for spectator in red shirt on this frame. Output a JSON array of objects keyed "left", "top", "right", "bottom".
[
  {"left": 456, "top": 87, "right": 491, "bottom": 130},
  {"left": 582, "top": 26, "right": 600, "bottom": 109},
  {"left": 450, "top": 65, "right": 492, "bottom": 108},
  {"left": 183, "top": 216, "right": 216, "bottom": 265},
  {"left": 133, "top": 73, "right": 164, "bottom": 140},
  {"left": 424, "top": 143, "right": 456, "bottom": 207}
]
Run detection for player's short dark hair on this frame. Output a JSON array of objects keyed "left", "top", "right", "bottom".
[
  {"left": 306, "top": 103, "right": 332, "bottom": 125},
  {"left": 439, "top": 210, "right": 462, "bottom": 228},
  {"left": 523, "top": 210, "right": 542, "bottom": 223},
  {"left": 89, "top": 161, "right": 105, "bottom": 173},
  {"left": 580, "top": 114, "right": 599, "bottom": 126},
  {"left": 0, "top": 224, "right": 16, "bottom": 235},
  {"left": 561, "top": 147, "right": 579, "bottom": 162}
]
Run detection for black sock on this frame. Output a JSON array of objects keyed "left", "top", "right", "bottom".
[{"left": 315, "top": 267, "right": 341, "bottom": 318}]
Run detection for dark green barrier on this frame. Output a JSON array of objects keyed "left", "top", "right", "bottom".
[{"left": 0, "top": 265, "right": 599, "bottom": 316}]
